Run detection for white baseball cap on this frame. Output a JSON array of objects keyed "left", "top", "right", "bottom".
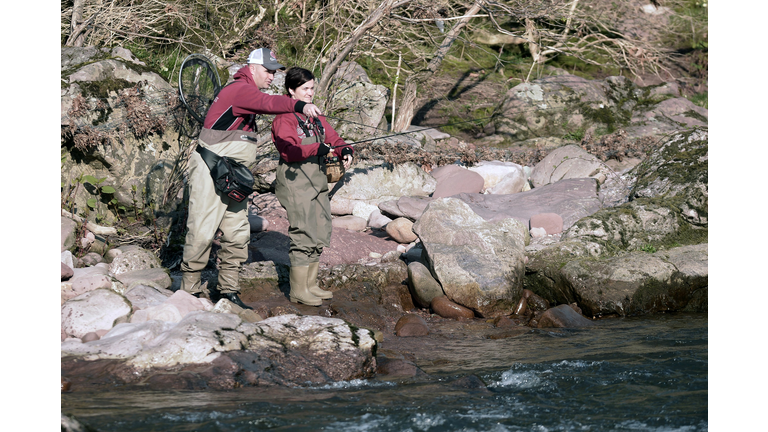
[{"left": 247, "top": 48, "right": 285, "bottom": 70}]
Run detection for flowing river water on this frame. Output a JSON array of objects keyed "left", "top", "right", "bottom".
[{"left": 61, "top": 313, "right": 707, "bottom": 431}]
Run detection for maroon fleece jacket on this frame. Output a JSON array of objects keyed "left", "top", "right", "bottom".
[
  {"left": 203, "top": 66, "right": 301, "bottom": 132},
  {"left": 271, "top": 108, "right": 353, "bottom": 163}
]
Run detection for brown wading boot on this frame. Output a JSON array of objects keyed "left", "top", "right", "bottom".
[
  {"left": 289, "top": 265, "right": 322, "bottom": 306},
  {"left": 307, "top": 262, "right": 332, "bottom": 300}
]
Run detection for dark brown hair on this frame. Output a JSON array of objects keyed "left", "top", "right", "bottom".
[{"left": 284, "top": 67, "right": 315, "bottom": 95}]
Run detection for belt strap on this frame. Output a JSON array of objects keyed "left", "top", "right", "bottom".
[{"left": 195, "top": 145, "right": 220, "bottom": 171}]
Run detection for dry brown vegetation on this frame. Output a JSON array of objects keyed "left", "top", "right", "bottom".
[{"left": 61, "top": 1, "right": 701, "bottom": 131}]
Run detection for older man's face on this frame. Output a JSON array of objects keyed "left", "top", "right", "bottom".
[{"left": 249, "top": 64, "right": 276, "bottom": 90}]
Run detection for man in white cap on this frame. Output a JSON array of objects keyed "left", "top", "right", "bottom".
[{"left": 179, "top": 48, "right": 321, "bottom": 309}]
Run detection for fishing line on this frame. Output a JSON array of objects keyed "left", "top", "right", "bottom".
[{"left": 320, "top": 114, "right": 499, "bottom": 147}]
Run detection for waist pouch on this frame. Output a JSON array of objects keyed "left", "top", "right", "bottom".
[
  {"left": 297, "top": 130, "right": 345, "bottom": 183},
  {"left": 324, "top": 155, "right": 345, "bottom": 183},
  {"left": 196, "top": 145, "right": 254, "bottom": 202}
]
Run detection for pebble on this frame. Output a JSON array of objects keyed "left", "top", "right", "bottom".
[
  {"left": 430, "top": 295, "right": 475, "bottom": 320},
  {"left": 394, "top": 314, "right": 429, "bottom": 337}
]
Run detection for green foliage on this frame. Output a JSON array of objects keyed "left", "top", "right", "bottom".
[
  {"left": 562, "top": 128, "right": 585, "bottom": 142},
  {"left": 640, "top": 244, "right": 657, "bottom": 254},
  {"left": 666, "top": 1, "right": 708, "bottom": 50},
  {"left": 688, "top": 91, "right": 708, "bottom": 109},
  {"left": 81, "top": 175, "right": 117, "bottom": 214},
  {"left": 440, "top": 38, "right": 527, "bottom": 83}
]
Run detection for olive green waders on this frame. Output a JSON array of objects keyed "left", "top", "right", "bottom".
[
  {"left": 180, "top": 129, "right": 260, "bottom": 296},
  {"left": 275, "top": 138, "right": 335, "bottom": 304}
]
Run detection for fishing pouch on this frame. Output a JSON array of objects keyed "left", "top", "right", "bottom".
[
  {"left": 196, "top": 145, "right": 254, "bottom": 202},
  {"left": 324, "top": 156, "right": 345, "bottom": 183}
]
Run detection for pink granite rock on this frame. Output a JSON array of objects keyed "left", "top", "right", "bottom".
[
  {"left": 430, "top": 295, "right": 475, "bottom": 320},
  {"left": 394, "top": 314, "right": 429, "bottom": 337},
  {"left": 61, "top": 262, "right": 74, "bottom": 281},
  {"left": 385, "top": 217, "right": 417, "bottom": 244},
  {"left": 332, "top": 215, "right": 368, "bottom": 231},
  {"left": 530, "top": 213, "right": 563, "bottom": 234},
  {"left": 431, "top": 165, "right": 485, "bottom": 198}
]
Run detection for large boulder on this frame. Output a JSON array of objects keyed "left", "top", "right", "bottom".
[
  {"left": 524, "top": 128, "right": 708, "bottom": 317},
  {"left": 61, "top": 46, "right": 186, "bottom": 222},
  {"left": 331, "top": 162, "right": 437, "bottom": 214},
  {"left": 630, "top": 128, "right": 708, "bottom": 227},
  {"left": 529, "top": 144, "right": 614, "bottom": 187},
  {"left": 494, "top": 74, "right": 707, "bottom": 143},
  {"left": 61, "top": 288, "right": 132, "bottom": 339},
  {"left": 559, "top": 128, "right": 708, "bottom": 254},
  {"left": 453, "top": 178, "right": 603, "bottom": 231},
  {"left": 413, "top": 198, "right": 529, "bottom": 317},
  {"left": 528, "top": 244, "right": 708, "bottom": 317},
  {"left": 61, "top": 313, "right": 377, "bottom": 387}
]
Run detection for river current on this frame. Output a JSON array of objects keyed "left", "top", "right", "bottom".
[{"left": 61, "top": 313, "right": 707, "bottom": 431}]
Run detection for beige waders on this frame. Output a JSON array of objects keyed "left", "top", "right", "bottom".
[
  {"left": 180, "top": 129, "right": 261, "bottom": 295},
  {"left": 275, "top": 136, "right": 334, "bottom": 304}
]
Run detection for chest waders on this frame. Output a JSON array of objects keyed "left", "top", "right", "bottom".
[
  {"left": 180, "top": 127, "right": 261, "bottom": 309},
  {"left": 275, "top": 115, "right": 334, "bottom": 305}
]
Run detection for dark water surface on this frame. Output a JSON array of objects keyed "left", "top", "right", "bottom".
[{"left": 62, "top": 313, "right": 707, "bottom": 431}]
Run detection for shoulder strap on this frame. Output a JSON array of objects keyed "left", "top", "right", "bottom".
[
  {"left": 294, "top": 113, "right": 312, "bottom": 137},
  {"left": 312, "top": 117, "right": 325, "bottom": 136},
  {"left": 195, "top": 145, "right": 220, "bottom": 171}
]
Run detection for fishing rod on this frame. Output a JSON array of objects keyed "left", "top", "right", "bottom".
[{"left": 320, "top": 114, "right": 498, "bottom": 148}]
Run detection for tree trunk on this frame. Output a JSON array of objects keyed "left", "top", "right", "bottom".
[
  {"left": 392, "top": 0, "right": 485, "bottom": 132},
  {"left": 68, "top": 0, "right": 86, "bottom": 47},
  {"left": 316, "top": 0, "right": 406, "bottom": 105}
]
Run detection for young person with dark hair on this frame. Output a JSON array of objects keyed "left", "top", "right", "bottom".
[{"left": 271, "top": 67, "right": 354, "bottom": 306}]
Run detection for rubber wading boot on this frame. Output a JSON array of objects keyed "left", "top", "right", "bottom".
[
  {"left": 289, "top": 265, "right": 322, "bottom": 306},
  {"left": 307, "top": 262, "right": 332, "bottom": 299}
]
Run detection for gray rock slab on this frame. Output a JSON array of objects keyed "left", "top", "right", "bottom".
[
  {"left": 455, "top": 178, "right": 602, "bottom": 231},
  {"left": 109, "top": 247, "right": 164, "bottom": 275},
  {"left": 530, "top": 144, "right": 612, "bottom": 188},
  {"left": 115, "top": 268, "right": 172, "bottom": 291},
  {"left": 124, "top": 284, "right": 173, "bottom": 310},
  {"left": 61, "top": 216, "right": 77, "bottom": 252},
  {"left": 396, "top": 196, "right": 436, "bottom": 221},
  {"left": 61, "top": 288, "right": 132, "bottom": 339}
]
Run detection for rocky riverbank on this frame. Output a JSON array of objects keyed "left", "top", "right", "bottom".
[
  {"left": 61, "top": 42, "right": 706, "bottom": 392},
  {"left": 61, "top": 125, "right": 707, "bottom": 392}
]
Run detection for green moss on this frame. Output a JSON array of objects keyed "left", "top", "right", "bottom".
[
  {"left": 631, "top": 129, "right": 708, "bottom": 201},
  {"left": 79, "top": 78, "right": 135, "bottom": 100},
  {"left": 562, "top": 128, "right": 585, "bottom": 141},
  {"left": 688, "top": 91, "right": 708, "bottom": 109},
  {"left": 682, "top": 110, "right": 708, "bottom": 123}
]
